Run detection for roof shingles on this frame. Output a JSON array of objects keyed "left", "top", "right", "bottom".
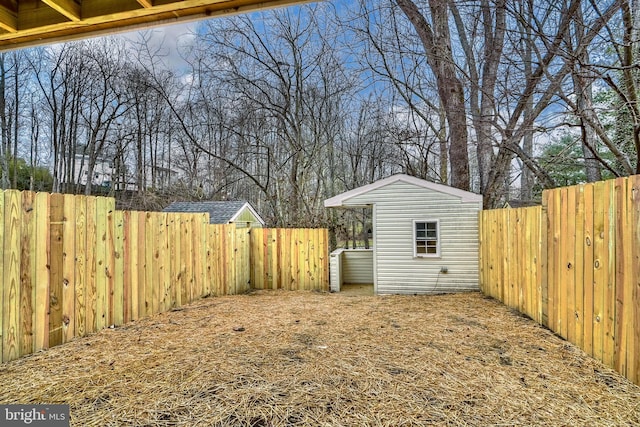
[{"left": 163, "top": 201, "right": 248, "bottom": 224}]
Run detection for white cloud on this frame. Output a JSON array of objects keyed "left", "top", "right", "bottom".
[{"left": 115, "top": 21, "right": 199, "bottom": 72}]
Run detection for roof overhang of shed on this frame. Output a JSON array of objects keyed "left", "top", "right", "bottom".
[
  {"left": 0, "top": 0, "right": 311, "bottom": 52},
  {"left": 324, "top": 174, "right": 483, "bottom": 208}
]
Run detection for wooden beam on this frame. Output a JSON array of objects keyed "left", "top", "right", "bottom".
[
  {"left": 0, "top": 0, "right": 313, "bottom": 51},
  {"left": 0, "top": 5, "right": 17, "bottom": 33},
  {"left": 136, "top": 0, "right": 154, "bottom": 8},
  {"left": 41, "top": 0, "right": 81, "bottom": 22}
]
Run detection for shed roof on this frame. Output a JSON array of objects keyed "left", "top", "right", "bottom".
[
  {"left": 324, "top": 174, "right": 483, "bottom": 207},
  {"left": 163, "top": 201, "right": 265, "bottom": 225}
]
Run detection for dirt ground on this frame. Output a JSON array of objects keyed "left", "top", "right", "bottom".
[{"left": 1, "top": 291, "right": 639, "bottom": 426}]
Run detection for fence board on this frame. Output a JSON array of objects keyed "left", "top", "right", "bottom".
[
  {"left": 20, "top": 192, "right": 35, "bottom": 356},
  {"left": 62, "top": 194, "right": 76, "bottom": 343},
  {"left": 122, "top": 211, "right": 132, "bottom": 323},
  {"left": 145, "top": 212, "right": 155, "bottom": 316},
  {"left": 518, "top": 209, "right": 526, "bottom": 310},
  {"left": 250, "top": 228, "right": 263, "bottom": 289},
  {"left": 0, "top": 191, "right": 4, "bottom": 360},
  {"left": 499, "top": 212, "right": 510, "bottom": 304},
  {"left": 75, "top": 195, "right": 87, "bottom": 337},
  {"left": 156, "top": 213, "right": 168, "bottom": 313},
  {"left": 236, "top": 228, "right": 250, "bottom": 293},
  {"left": 34, "top": 193, "right": 49, "bottom": 352},
  {"left": 136, "top": 212, "right": 146, "bottom": 319},
  {"left": 574, "top": 185, "right": 585, "bottom": 349},
  {"left": 290, "top": 229, "right": 297, "bottom": 290},
  {"left": 113, "top": 210, "right": 125, "bottom": 326},
  {"left": 318, "top": 228, "right": 328, "bottom": 290},
  {"left": 206, "top": 223, "right": 216, "bottom": 295},
  {"left": 106, "top": 207, "right": 115, "bottom": 326},
  {"left": 48, "top": 194, "right": 64, "bottom": 348},
  {"left": 168, "top": 214, "right": 179, "bottom": 307},
  {"left": 85, "top": 197, "right": 97, "bottom": 334},
  {"left": 180, "top": 214, "right": 191, "bottom": 303},
  {"left": 549, "top": 188, "right": 561, "bottom": 332},
  {"left": 492, "top": 210, "right": 501, "bottom": 299},
  {"left": 0, "top": 190, "right": 4, "bottom": 361},
  {"left": 192, "top": 214, "right": 205, "bottom": 298},
  {"left": 94, "top": 197, "right": 108, "bottom": 330},
  {"left": 583, "top": 183, "right": 595, "bottom": 357},
  {"left": 540, "top": 192, "right": 549, "bottom": 327},
  {"left": 565, "top": 187, "right": 577, "bottom": 343},
  {"left": 632, "top": 175, "right": 640, "bottom": 385},
  {"left": 3, "top": 191, "right": 21, "bottom": 362},
  {"left": 592, "top": 181, "right": 606, "bottom": 362},
  {"left": 603, "top": 180, "right": 616, "bottom": 367}
]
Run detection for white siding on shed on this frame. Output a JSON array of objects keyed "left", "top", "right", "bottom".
[
  {"left": 329, "top": 249, "right": 343, "bottom": 292},
  {"left": 329, "top": 249, "right": 374, "bottom": 292},
  {"left": 337, "top": 179, "right": 481, "bottom": 294},
  {"left": 341, "top": 249, "right": 373, "bottom": 284}
]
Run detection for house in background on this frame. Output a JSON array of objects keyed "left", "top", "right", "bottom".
[
  {"left": 163, "top": 201, "right": 265, "bottom": 228},
  {"left": 74, "top": 154, "right": 114, "bottom": 188},
  {"left": 325, "top": 174, "right": 483, "bottom": 295}
]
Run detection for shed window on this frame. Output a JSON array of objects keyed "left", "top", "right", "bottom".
[{"left": 414, "top": 220, "right": 440, "bottom": 257}]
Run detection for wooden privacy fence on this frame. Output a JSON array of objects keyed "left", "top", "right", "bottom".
[
  {"left": 0, "top": 190, "right": 328, "bottom": 363},
  {"left": 480, "top": 175, "right": 640, "bottom": 385}
]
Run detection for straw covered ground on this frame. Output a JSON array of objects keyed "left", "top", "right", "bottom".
[{"left": 1, "top": 291, "right": 639, "bottom": 426}]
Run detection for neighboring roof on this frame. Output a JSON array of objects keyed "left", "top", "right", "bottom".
[
  {"left": 324, "top": 174, "right": 483, "bottom": 207},
  {"left": 503, "top": 199, "right": 540, "bottom": 209},
  {"left": 163, "top": 201, "right": 265, "bottom": 225}
]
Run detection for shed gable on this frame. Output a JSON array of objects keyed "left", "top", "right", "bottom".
[{"left": 324, "top": 174, "right": 482, "bottom": 208}]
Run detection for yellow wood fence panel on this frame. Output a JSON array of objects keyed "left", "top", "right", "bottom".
[
  {"left": 0, "top": 190, "right": 329, "bottom": 364},
  {"left": 479, "top": 175, "right": 640, "bottom": 386}
]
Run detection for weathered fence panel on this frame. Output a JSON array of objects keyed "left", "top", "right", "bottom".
[
  {"left": 0, "top": 190, "right": 329, "bottom": 364},
  {"left": 480, "top": 175, "right": 640, "bottom": 385}
]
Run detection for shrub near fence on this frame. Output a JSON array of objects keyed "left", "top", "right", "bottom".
[
  {"left": 480, "top": 175, "right": 640, "bottom": 386},
  {"left": 0, "top": 190, "right": 328, "bottom": 363}
]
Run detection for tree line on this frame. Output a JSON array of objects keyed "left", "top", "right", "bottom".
[{"left": 0, "top": 0, "right": 637, "bottom": 231}]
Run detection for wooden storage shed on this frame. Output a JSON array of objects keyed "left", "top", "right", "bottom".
[
  {"left": 325, "top": 174, "right": 483, "bottom": 294},
  {"left": 163, "top": 201, "right": 265, "bottom": 228}
]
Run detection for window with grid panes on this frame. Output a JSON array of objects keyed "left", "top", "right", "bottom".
[{"left": 414, "top": 220, "right": 439, "bottom": 257}]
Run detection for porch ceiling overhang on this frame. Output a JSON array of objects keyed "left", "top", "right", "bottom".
[{"left": 0, "top": 0, "right": 308, "bottom": 51}]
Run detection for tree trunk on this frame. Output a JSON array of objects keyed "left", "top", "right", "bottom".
[{"left": 395, "top": 0, "right": 469, "bottom": 190}]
